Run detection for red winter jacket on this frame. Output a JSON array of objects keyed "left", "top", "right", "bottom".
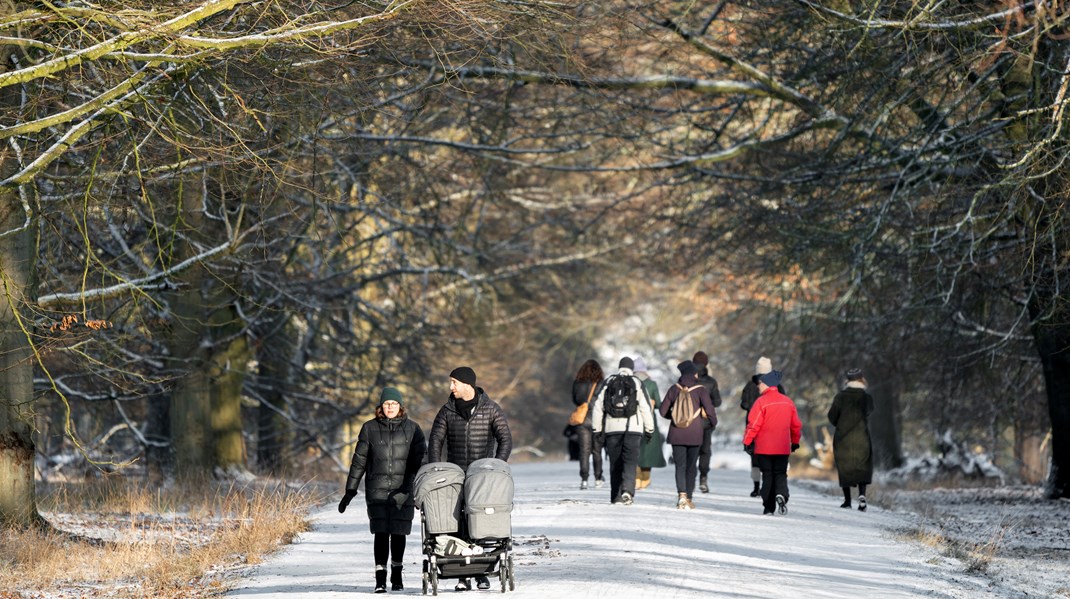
[{"left": 743, "top": 387, "right": 802, "bottom": 455}]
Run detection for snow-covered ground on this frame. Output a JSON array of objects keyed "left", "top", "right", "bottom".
[{"left": 226, "top": 456, "right": 1068, "bottom": 598}]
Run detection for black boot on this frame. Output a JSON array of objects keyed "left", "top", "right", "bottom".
[
  {"left": 391, "top": 564, "right": 404, "bottom": 591},
  {"left": 749, "top": 481, "right": 760, "bottom": 498},
  {"left": 375, "top": 568, "right": 387, "bottom": 593}
]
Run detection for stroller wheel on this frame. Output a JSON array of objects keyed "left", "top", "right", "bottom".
[{"left": 507, "top": 554, "right": 516, "bottom": 591}]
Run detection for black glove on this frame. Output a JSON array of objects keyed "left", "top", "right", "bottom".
[
  {"left": 743, "top": 443, "right": 754, "bottom": 456},
  {"left": 791, "top": 443, "right": 800, "bottom": 453},
  {"left": 338, "top": 490, "right": 357, "bottom": 513},
  {"left": 643, "top": 431, "right": 653, "bottom": 444}
]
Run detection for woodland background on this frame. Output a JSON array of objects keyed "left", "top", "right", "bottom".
[{"left": 3, "top": 0, "right": 1069, "bottom": 529}]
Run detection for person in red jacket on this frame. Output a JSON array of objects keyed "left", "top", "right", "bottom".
[{"left": 743, "top": 370, "right": 802, "bottom": 515}]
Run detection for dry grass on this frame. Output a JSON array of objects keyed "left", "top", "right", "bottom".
[
  {"left": 895, "top": 523, "right": 1006, "bottom": 575},
  {"left": 0, "top": 478, "right": 326, "bottom": 598}
]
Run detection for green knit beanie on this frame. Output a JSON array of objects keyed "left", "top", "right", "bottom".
[{"left": 379, "top": 386, "right": 403, "bottom": 407}]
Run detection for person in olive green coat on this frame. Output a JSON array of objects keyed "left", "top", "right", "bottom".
[
  {"left": 827, "top": 368, "right": 874, "bottom": 512},
  {"left": 633, "top": 357, "right": 666, "bottom": 489}
]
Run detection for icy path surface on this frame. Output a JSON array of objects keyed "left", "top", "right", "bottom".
[{"left": 227, "top": 459, "right": 999, "bottom": 598}]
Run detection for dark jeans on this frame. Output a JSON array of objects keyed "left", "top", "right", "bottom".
[
  {"left": 756, "top": 454, "right": 790, "bottom": 512},
  {"left": 671, "top": 445, "right": 700, "bottom": 498},
  {"left": 699, "top": 425, "right": 714, "bottom": 477},
  {"left": 603, "top": 433, "right": 641, "bottom": 501},
  {"left": 577, "top": 425, "right": 604, "bottom": 481}
]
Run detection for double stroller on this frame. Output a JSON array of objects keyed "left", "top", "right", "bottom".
[{"left": 414, "top": 458, "right": 516, "bottom": 595}]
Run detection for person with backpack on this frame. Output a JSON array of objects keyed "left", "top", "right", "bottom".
[
  {"left": 569, "top": 359, "right": 606, "bottom": 490},
  {"left": 590, "top": 357, "right": 655, "bottom": 505},
  {"left": 633, "top": 357, "right": 666, "bottom": 490},
  {"left": 743, "top": 370, "right": 802, "bottom": 516},
  {"left": 691, "top": 351, "right": 723, "bottom": 494},
  {"left": 660, "top": 360, "right": 718, "bottom": 509},
  {"left": 338, "top": 387, "right": 427, "bottom": 593}
]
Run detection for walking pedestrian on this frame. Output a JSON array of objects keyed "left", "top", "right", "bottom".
[
  {"left": 427, "top": 366, "right": 512, "bottom": 591},
  {"left": 590, "top": 357, "right": 655, "bottom": 505},
  {"left": 569, "top": 359, "right": 605, "bottom": 490},
  {"left": 691, "top": 351, "right": 722, "bottom": 493},
  {"left": 660, "top": 360, "right": 718, "bottom": 509},
  {"left": 828, "top": 368, "right": 874, "bottom": 511},
  {"left": 740, "top": 356, "right": 779, "bottom": 498},
  {"left": 633, "top": 357, "right": 666, "bottom": 490},
  {"left": 338, "top": 387, "right": 427, "bottom": 593},
  {"left": 743, "top": 370, "right": 802, "bottom": 516}
]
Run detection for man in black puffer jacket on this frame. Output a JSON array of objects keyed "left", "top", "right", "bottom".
[
  {"left": 427, "top": 366, "right": 511, "bottom": 591},
  {"left": 428, "top": 366, "right": 512, "bottom": 473}
]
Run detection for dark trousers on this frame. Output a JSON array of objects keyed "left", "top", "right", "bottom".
[
  {"left": 671, "top": 445, "right": 701, "bottom": 498},
  {"left": 698, "top": 425, "right": 714, "bottom": 477},
  {"left": 604, "top": 433, "right": 640, "bottom": 501},
  {"left": 373, "top": 533, "right": 407, "bottom": 566},
  {"left": 756, "top": 454, "right": 790, "bottom": 512},
  {"left": 577, "top": 425, "right": 604, "bottom": 481}
]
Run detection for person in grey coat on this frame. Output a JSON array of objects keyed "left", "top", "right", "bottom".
[
  {"left": 339, "top": 387, "right": 427, "bottom": 593},
  {"left": 828, "top": 368, "right": 874, "bottom": 511}
]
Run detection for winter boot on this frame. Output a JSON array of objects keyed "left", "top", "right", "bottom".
[
  {"left": 858, "top": 495, "right": 867, "bottom": 512},
  {"left": 580, "top": 479, "right": 588, "bottom": 490},
  {"left": 677, "top": 492, "right": 692, "bottom": 510},
  {"left": 839, "top": 500, "right": 851, "bottom": 508},
  {"left": 699, "top": 476, "right": 709, "bottom": 494},
  {"left": 775, "top": 494, "right": 787, "bottom": 515},
  {"left": 749, "top": 481, "right": 761, "bottom": 498},
  {"left": 595, "top": 478, "right": 605, "bottom": 488},
  {"left": 391, "top": 562, "right": 404, "bottom": 591},
  {"left": 374, "top": 567, "right": 387, "bottom": 593}
]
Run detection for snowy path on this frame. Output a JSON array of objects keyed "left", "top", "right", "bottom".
[{"left": 227, "top": 460, "right": 1000, "bottom": 598}]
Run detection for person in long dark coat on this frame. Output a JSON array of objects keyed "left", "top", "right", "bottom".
[
  {"left": 338, "top": 387, "right": 427, "bottom": 593},
  {"left": 633, "top": 357, "right": 666, "bottom": 490},
  {"left": 827, "top": 368, "right": 874, "bottom": 512}
]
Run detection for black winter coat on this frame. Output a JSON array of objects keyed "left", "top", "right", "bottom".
[
  {"left": 427, "top": 389, "right": 512, "bottom": 472},
  {"left": 828, "top": 385, "right": 874, "bottom": 487},
  {"left": 345, "top": 415, "right": 426, "bottom": 535},
  {"left": 572, "top": 380, "right": 600, "bottom": 428}
]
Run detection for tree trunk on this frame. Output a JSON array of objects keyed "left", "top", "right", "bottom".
[
  {"left": 167, "top": 177, "right": 213, "bottom": 478},
  {"left": 867, "top": 363, "right": 904, "bottom": 470},
  {"left": 209, "top": 304, "right": 250, "bottom": 474},
  {"left": 0, "top": 150, "right": 42, "bottom": 528},
  {"left": 255, "top": 315, "right": 296, "bottom": 475},
  {"left": 1030, "top": 319, "right": 1070, "bottom": 499}
]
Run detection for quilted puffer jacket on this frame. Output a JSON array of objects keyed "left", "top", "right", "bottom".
[
  {"left": 427, "top": 389, "right": 512, "bottom": 472},
  {"left": 344, "top": 415, "right": 426, "bottom": 534}
]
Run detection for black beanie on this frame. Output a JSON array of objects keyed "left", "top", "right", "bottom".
[
  {"left": 618, "top": 357, "right": 634, "bottom": 370},
  {"left": 678, "top": 360, "right": 698, "bottom": 376},
  {"left": 449, "top": 366, "right": 477, "bottom": 387}
]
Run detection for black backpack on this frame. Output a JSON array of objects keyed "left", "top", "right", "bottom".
[{"left": 603, "top": 375, "right": 638, "bottom": 419}]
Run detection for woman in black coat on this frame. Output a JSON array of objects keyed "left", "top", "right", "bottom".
[
  {"left": 570, "top": 359, "right": 605, "bottom": 490},
  {"left": 338, "top": 387, "right": 427, "bottom": 593},
  {"left": 827, "top": 368, "right": 874, "bottom": 511}
]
